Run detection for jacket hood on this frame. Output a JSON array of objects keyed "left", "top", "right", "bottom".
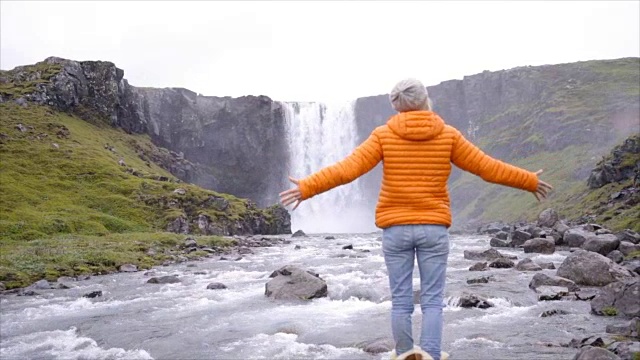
[{"left": 386, "top": 111, "right": 445, "bottom": 141}]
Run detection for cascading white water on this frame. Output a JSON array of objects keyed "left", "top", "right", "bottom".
[{"left": 282, "top": 101, "right": 377, "bottom": 234}]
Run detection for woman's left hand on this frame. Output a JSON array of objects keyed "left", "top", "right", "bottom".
[{"left": 279, "top": 176, "right": 303, "bottom": 210}]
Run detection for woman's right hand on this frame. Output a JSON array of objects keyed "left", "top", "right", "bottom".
[{"left": 533, "top": 169, "right": 553, "bottom": 201}]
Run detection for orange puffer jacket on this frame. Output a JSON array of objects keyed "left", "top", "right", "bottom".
[{"left": 298, "top": 110, "right": 539, "bottom": 228}]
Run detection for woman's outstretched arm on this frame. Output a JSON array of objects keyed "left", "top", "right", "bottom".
[
  {"left": 280, "top": 132, "right": 383, "bottom": 209},
  {"left": 450, "top": 129, "right": 552, "bottom": 200}
]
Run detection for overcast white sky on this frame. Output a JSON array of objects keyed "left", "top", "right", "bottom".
[{"left": 1, "top": 1, "right": 639, "bottom": 102}]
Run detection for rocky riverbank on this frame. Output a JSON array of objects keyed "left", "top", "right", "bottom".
[
  {"left": 471, "top": 208, "right": 640, "bottom": 359},
  {"left": 0, "top": 233, "right": 291, "bottom": 293}
]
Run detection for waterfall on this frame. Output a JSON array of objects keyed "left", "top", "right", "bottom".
[{"left": 281, "top": 101, "right": 377, "bottom": 234}]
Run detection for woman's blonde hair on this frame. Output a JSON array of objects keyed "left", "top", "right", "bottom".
[{"left": 389, "top": 78, "right": 432, "bottom": 112}]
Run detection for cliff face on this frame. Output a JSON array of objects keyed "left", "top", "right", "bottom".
[
  {"left": 0, "top": 57, "right": 288, "bottom": 207},
  {"left": 138, "top": 88, "right": 288, "bottom": 205},
  {"left": 354, "top": 58, "right": 640, "bottom": 227}
]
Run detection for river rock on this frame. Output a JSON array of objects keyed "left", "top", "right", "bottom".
[
  {"left": 591, "top": 279, "right": 640, "bottom": 317},
  {"left": 494, "top": 231, "right": 509, "bottom": 240},
  {"left": 607, "top": 341, "right": 640, "bottom": 360},
  {"left": 567, "top": 336, "right": 607, "bottom": 348},
  {"left": 469, "top": 262, "right": 488, "bottom": 271},
  {"left": 538, "top": 208, "right": 559, "bottom": 228},
  {"left": 464, "top": 248, "right": 515, "bottom": 261},
  {"left": 147, "top": 275, "right": 181, "bottom": 284},
  {"left": 584, "top": 224, "right": 605, "bottom": 232},
  {"left": 490, "top": 237, "right": 510, "bottom": 247},
  {"left": 119, "top": 264, "right": 138, "bottom": 272},
  {"left": 608, "top": 250, "right": 625, "bottom": 264},
  {"left": 621, "top": 259, "right": 640, "bottom": 276},
  {"left": 538, "top": 286, "right": 570, "bottom": 301},
  {"left": 572, "top": 347, "right": 621, "bottom": 360},
  {"left": 617, "top": 230, "right": 640, "bottom": 245},
  {"left": 540, "top": 309, "right": 569, "bottom": 317},
  {"left": 467, "top": 275, "right": 493, "bottom": 284},
  {"left": 206, "top": 282, "right": 227, "bottom": 290},
  {"left": 511, "top": 230, "right": 532, "bottom": 247},
  {"left": 554, "top": 221, "right": 571, "bottom": 237},
  {"left": 605, "top": 317, "right": 640, "bottom": 337},
  {"left": 557, "top": 250, "right": 636, "bottom": 286},
  {"left": 619, "top": 242, "right": 640, "bottom": 257},
  {"left": 456, "top": 293, "right": 494, "bottom": 308},
  {"left": 581, "top": 234, "right": 620, "bottom": 256},
  {"left": 574, "top": 289, "right": 598, "bottom": 301},
  {"left": 183, "top": 237, "right": 197, "bottom": 248},
  {"left": 530, "top": 227, "right": 548, "bottom": 239},
  {"left": 565, "top": 228, "right": 592, "bottom": 247},
  {"left": 265, "top": 265, "right": 328, "bottom": 300},
  {"left": 539, "top": 262, "right": 556, "bottom": 270},
  {"left": 292, "top": 230, "right": 306, "bottom": 237},
  {"left": 83, "top": 290, "right": 102, "bottom": 298},
  {"left": 30, "top": 280, "right": 52, "bottom": 290},
  {"left": 516, "top": 258, "right": 543, "bottom": 271},
  {"left": 523, "top": 238, "right": 555, "bottom": 254},
  {"left": 529, "top": 273, "right": 580, "bottom": 292},
  {"left": 325, "top": 236, "right": 335, "bottom": 240},
  {"left": 342, "top": 244, "right": 353, "bottom": 250},
  {"left": 357, "top": 338, "right": 394, "bottom": 354},
  {"left": 489, "top": 258, "right": 515, "bottom": 268}
]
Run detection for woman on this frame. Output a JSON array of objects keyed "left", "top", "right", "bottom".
[{"left": 279, "top": 78, "right": 552, "bottom": 360}]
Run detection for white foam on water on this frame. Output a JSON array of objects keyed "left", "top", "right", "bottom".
[
  {"left": 451, "top": 336, "right": 504, "bottom": 349},
  {"left": 449, "top": 299, "right": 537, "bottom": 327},
  {"left": 0, "top": 327, "right": 153, "bottom": 360},
  {"left": 11, "top": 296, "right": 147, "bottom": 322},
  {"left": 326, "top": 271, "right": 388, "bottom": 302},
  {"left": 530, "top": 253, "right": 567, "bottom": 263},
  {"left": 219, "top": 332, "right": 366, "bottom": 359}
]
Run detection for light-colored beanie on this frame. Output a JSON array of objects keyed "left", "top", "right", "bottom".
[{"left": 389, "top": 78, "right": 432, "bottom": 112}]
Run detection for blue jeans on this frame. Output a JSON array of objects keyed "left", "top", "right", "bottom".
[{"left": 382, "top": 224, "right": 449, "bottom": 360}]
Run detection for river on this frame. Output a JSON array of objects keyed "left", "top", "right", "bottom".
[{"left": 0, "top": 233, "right": 614, "bottom": 359}]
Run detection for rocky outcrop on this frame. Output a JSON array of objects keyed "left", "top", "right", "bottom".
[
  {"left": 587, "top": 135, "right": 640, "bottom": 189},
  {"left": 557, "top": 250, "right": 636, "bottom": 286},
  {"left": 0, "top": 57, "right": 288, "bottom": 207},
  {"left": 591, "top": 279, "right": 640, "bottom": 317},
  {"left": 139, "top": 88, "right": 288, "bottom": 205}
]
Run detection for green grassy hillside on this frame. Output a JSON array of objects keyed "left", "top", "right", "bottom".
[
  {"left": 448, "top": 58, "right": 639, "bottom": 231},
  {"left": 0, "top": 103, "right": 279, "bottom": 288},
  {"left": 451, "top": 136, "right": 639, "bottom": 232}
]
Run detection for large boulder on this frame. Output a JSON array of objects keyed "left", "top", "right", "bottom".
[
  {"left": 265, "top": 265, "right": 328, "bottom": 300},
  {"left": 510, "top": 229, "right": 532, "bottom": 247},
  {"left": 490, "top": 237, "right": 510, "bottom": 247},
  {"left": 591, "top": 279, "right": 640, "bottom": 317},
  {"left": 523, "top": 238, "right": 555, "bottom": 254},
  {"left": 565, "top": 228, "right": 593, "bottom": 247},
  {"left": 557, "top": 250, "right": 636, "bottom": 287},
  {"left": 581, "top": 234, "right": 621, "bottom": 256},
  {"left": 538, "top": 208, "right": 559, "bottom": 228},
  {"left": 572, "top": 347, "right": 621, "bottom": 360},
  {"left": 618, "top": 242, "right": 640, "bottom": 257},
  {"left": 616, "top": 230, "right": 640, "bottom": 245},
  {"left": 529, "top": 273, "right": 580, "bottom": 292},
  {"left": 516, "top": 258, "right": 543, "bottom": 271},
  {"left": 605, "top": 318, "right": 640, "bottom": 337},
  {"left": 554, "top": 221, "right": 571, "bottom": 237}
]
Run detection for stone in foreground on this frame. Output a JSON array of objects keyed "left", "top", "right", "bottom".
[{"left": 265, "top": 265, "right": 327, "bottom": 300}]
